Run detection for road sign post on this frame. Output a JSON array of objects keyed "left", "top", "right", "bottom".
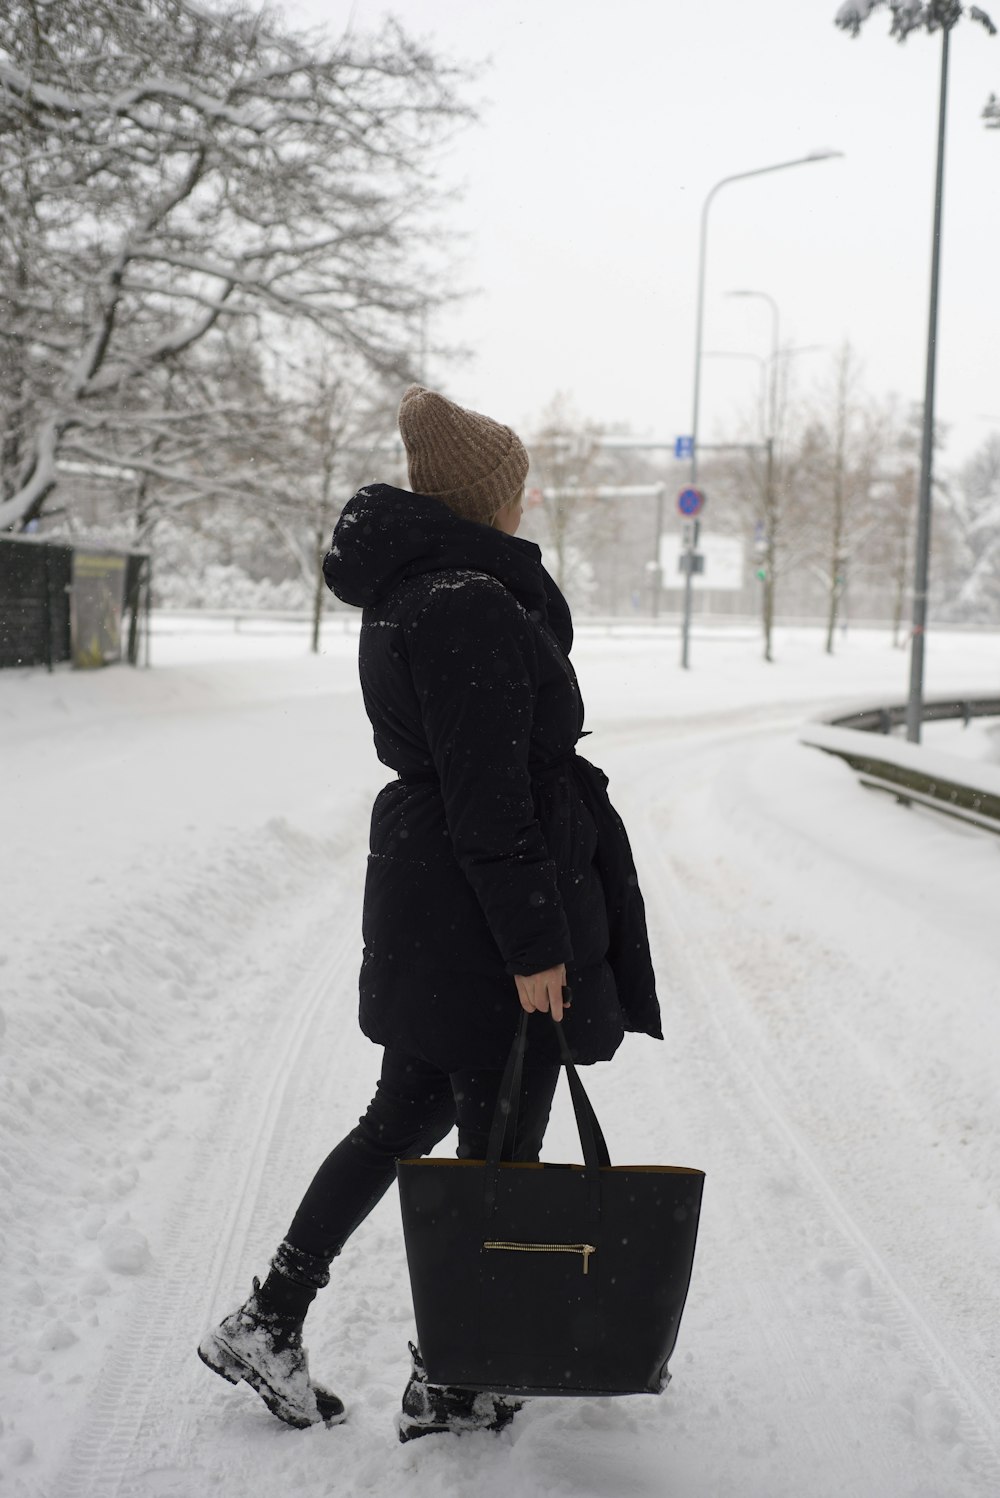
[
  {"left": 677, "top": 489, "right": 705, "bottom": 668},
  {"left": 651, "top": 484, "right": 666, "bottom": 619}
]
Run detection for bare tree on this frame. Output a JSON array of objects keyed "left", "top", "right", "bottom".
[
  {"left": 0, "top": 0, "right": 469, "bottom": 532},
  {"left": 797, "top": 344, "right": 885, "bottom": 652},
  {"left": 836, "top": 397, "right": 954, "bottom": 645},
  {"left": 884, "top": 469, "right": 917, "bottom": 644},
  {"left": 268, "top": 351, "right": 398, "bottom": 652},
  {"left": 724, "top": 355, "right": 817, "bottom": 660},
  {"left": 525, "top": 394, "right": 604, "bottom": 599},
  {"left": 872, "top": 404, "right": 921, "bottom": 646},
  {"left": 822, "top": 347, "right": 855, "bottom": 651}
]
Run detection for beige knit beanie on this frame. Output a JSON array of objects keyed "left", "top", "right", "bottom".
[{"left": 397, "top": 385, "right": 529, "bottom": 525}]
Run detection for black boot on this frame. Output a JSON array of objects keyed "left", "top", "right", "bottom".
[
  {"left": 397, "top": 1343, "right": 522, "bottom": 1442},
  {"left": 198, "top": 1255, "right": 344, "bottom": 1429}
]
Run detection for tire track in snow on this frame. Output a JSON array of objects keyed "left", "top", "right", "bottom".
[
  {"left": 51, "top": 909, "right": 361, "bottom": 1498},
  {"left": 619, "top": 729, "right": 1000, "bottom": 1491}
]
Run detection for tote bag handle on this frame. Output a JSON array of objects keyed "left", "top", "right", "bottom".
[{"left": 483, "top": 1011, "right": 611, "bottom": 1214}]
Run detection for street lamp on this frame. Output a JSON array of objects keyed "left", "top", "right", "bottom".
[{"left": 684, "top": 149, "right": 844, "bottom": 669}]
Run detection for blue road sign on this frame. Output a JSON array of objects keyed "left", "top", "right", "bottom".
[
  {"left": 674, "top": 435, "right": 694, "bottom": 460},
  {"left": 677, "top": 486, "right": 705, "bottom": 517}
]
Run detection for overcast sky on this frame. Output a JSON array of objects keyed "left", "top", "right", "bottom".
[{"left": 283, "top": 0, "right": 998, "bottom": 470}]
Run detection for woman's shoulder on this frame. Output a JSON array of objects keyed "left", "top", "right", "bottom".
[
  {"left": 403, "top": 568, "right": 529, "bottom": 625},
  {"left": 393, "top": 570, "right": 539, "bottom": 667}
]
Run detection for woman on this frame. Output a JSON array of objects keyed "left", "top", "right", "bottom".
[{"left": 198, "top": 386, "right": 662, "bottom": 1441}]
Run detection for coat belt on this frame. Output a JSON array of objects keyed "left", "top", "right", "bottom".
[{"left": 398, "top": 749, "right": 581, "bottom": 787}]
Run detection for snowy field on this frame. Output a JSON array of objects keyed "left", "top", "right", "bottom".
[{"left": 1, "top": 615, "right": 998, "bottom": 1498}]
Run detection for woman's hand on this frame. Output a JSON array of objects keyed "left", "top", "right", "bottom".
[{"left": 515, "top": 964, "right": 569, "bottom": 1022}]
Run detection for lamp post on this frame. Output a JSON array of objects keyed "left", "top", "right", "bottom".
[
  {"left": 906, "top": 24, "right": 949, "bottom": 743},
  {"left": 684, "top": 150, "right": 843, "bottom": 669}
]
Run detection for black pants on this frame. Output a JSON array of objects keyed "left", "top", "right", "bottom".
[{"left": 284, "top": 1048, "right": 561, "bottom": 1267}]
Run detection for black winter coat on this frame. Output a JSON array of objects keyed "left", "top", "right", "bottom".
[{"left": 323, "top": 484, "right": 662, "bottom": 1071}]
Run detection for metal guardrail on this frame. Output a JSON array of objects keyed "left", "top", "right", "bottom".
[
  {"left": 827, "top": 696, "right": 1000, "bottom": 734},
  {"left": 801, "top": 697, "right": 1000, "bottom": 834}
]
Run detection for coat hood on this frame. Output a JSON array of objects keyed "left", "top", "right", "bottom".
[{"left": 323, "top": 484, "right": 550, "bottom": 622}]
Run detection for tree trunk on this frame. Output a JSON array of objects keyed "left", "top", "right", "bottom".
[
  {"left": 825, "top": 349, "right": 850, "bottom": 655},
  {"left": 892, "top": 542, "right": 907, "bottom": 648},
  {"left": 825, "top": 574, "right": 838, "bottom": 653},
  {"left": 553, "top": 497, "right": 567, "bottom": 592},
  {"left": 762, "top": 440, "right": 776, "bottom": 662},
  {"left": 311, "top": 520, "right": 327, "bottom": 654}
]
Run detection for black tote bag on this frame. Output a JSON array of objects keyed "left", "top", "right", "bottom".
[{"left": 396, "top": 1015, "right": 705, "bottom": 1397}]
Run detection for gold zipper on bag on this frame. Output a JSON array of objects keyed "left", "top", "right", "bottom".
[{"left": 482, "top": 1240, "right": 597, "bottom": 1275}]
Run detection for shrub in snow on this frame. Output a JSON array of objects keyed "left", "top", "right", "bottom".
[{"left": 153, "top": 563, "right": 309, "bottom": 612}]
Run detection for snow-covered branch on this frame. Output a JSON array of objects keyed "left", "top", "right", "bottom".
[
  {"left": 0, "top": 60, "right": 267, "bottom": 133},
  {"left": 835, "top": 1, "right": 996, "bottom": 37},
  {"left": 969, "top": 7, "right": 998, "bottom": 34},
  {"left": 62, "top": 442, "right": 270, "bottom": 506},
  {"left": 84, "top": 287, "right": 237, "bottom": 396}
]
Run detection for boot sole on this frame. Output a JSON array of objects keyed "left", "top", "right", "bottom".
[
  {"left": 398, "top": 1419, "right": 454, "bottom": 1443},
  {"left": 197, "top": 1333, "right": 346, "bottom": 1429},
  {"left": 397, "top": 1408, "right": 517, "bottom": 1443}
]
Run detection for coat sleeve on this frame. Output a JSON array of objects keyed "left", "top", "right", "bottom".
[{"left": 404, "top": 577, "right": 573, "bottom": 976}]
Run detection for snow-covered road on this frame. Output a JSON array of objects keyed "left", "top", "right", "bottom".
[
  {"left": 1, "top": 621, "right": 998, "bottom": 1498},
  {"left": 612, "top": 709, "right": 1000, "bottom": 1496}
]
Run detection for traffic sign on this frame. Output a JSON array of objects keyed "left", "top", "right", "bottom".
[
  {"left": 674, "top": 435, "right": 694, "bottom": 460},
  {"left": 677, "top": 486, "right": 705, "bottom": 517},
  {"left": 660, "top": 532, "right": 744, "bottom": 591}
]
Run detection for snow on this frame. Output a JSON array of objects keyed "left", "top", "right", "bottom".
[{"left": 1, "top": 617, "right": 999, "bottom": 1496}]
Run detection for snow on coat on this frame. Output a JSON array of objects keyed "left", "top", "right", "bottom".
[{"left": 323, "top": 484, "right": 662, "bottom": 1071}]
